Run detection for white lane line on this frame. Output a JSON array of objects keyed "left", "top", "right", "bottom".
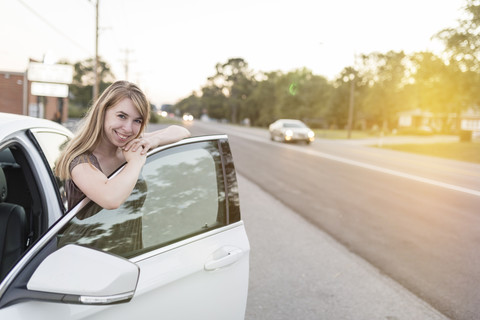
[
  {"left": 302, "top": 148, "right": 480, "bottom": 197},
  {"left": 223, "top": 129, "right": 480, "bottom": 198}
]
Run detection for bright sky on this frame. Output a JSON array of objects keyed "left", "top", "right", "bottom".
[{"left": 1, "top": 0, "right": 465, "bottom": 106}]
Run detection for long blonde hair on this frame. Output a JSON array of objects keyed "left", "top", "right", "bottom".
[{"left": 55, "top": 81, "right": 150, "bottom": 180}]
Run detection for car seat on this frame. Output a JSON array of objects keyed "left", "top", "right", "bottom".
[{"left": 0, "top": 167, "right": 27, "bottom": 281}]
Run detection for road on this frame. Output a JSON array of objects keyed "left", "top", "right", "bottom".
[
  {"left": 238, "top": 173, "right": 447, "bottom": 320},
  {"left": 181, "top": 120, "right": 480, "bottom": 320}
]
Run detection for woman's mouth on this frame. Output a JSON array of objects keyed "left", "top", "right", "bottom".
[{"left": 115, "top": 131, "right": 130, "bottom": 141}]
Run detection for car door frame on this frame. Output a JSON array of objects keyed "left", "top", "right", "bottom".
[
  {"left": 0, "top": 127, "right": 75, "bottom": 305},
  {"left": 0, "top": 134, "right": 249, "bottom": 318}
]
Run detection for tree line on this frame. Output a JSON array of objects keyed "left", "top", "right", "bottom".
[
  {"left": 174, "top": 0, "right": 480, "bottom": 133},
  {"left": 68, "top": 0, "right": 480, "bottom": 133}
]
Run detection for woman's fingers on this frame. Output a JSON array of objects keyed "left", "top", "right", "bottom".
[{"left": 127, "top": 138, "right": 151, "bottom": 154}]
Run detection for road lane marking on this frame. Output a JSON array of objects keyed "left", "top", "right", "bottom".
[
  {"left": 220, "top": 128, "right": 480, "bottom": 198},
  {"left": 301, "top": 148, "right": 480, "bottom": 197}
]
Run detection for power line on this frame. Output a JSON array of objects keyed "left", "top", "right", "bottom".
[{"left": 16, "top": 0, "right": 91, "bottom": 55}]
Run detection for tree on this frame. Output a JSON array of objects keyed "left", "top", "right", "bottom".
[
  {"left": 200, "top": 84, "right": 228, "bottom": 120},
  {"left": 175, "top": 93, "right": 203, "bottom": 119},
  {"left": 242, "top": 71, "right": 279, "bottom": 127},
  {"left": 208, "top": 58, "right": 255, "bottom": 123},
  {"left": 435, "top": 0, "right": 480, "bottom": 132},
  {"left": 300, "top": 72, "right": 333, "bottom": 128},
  {"left": 329, "top": 67, "right": 358, "bottom": 129},
  {"left": 436, "top": 0, "right": 480, "bottom": 72},
  {"left": 69, "top": 57, "right": 115, "bottom": 108},
  {"left": 355, "top": 51, "right": 408, "bottom": 131},
  {"left": 407, "top": 52, "right": 455, "bottom": 112}
]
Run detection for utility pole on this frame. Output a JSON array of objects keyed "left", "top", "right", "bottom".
[
  {"left": 347, "top": 74, "right": 355, "bottom": 139},
  {"left": 93, "top": 0, "right": 99, "bottom": 100},
  {"left": 347, "top": 53, "right": 358, "bottom": 139},
  {"left": 121, "top": 48, "right": 134, "bottom": 81}
]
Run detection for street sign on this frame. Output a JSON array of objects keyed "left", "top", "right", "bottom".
[
  {"left": 27, "top": 62, "right": 74, "bottom": 84},
  {"left": 31, "top": 82, "right": 69, "bottom": 98}
]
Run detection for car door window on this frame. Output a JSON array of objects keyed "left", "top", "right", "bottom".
[
  {"left": 29, "top": 130, "right": 70, "bottom": 211},
  {"left": 56, "top": 140, "right": 227, "bottom": 258}
]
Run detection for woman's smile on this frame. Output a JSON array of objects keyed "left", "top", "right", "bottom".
[{"left": 115, "top": 130, "right": 131, "bottom": 142}]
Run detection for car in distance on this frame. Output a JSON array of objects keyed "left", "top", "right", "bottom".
[
  {"left": 269, "top": 119, "right": 315, "bottom": 144},
  {"left": 0, "top": 112, "right": 249, "bottom": 320},
  {"left": 182, "top": 113, "right": 194, "bottom": 121}
]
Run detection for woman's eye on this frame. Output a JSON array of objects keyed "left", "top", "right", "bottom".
[
  {"left": 135, "top": 119, "right": 143, "bottom": 124},
  {"left": 118, "top": 114, "right": 126, "bottom": 119}
]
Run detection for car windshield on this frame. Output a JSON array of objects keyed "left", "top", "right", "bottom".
[{"left": 283, "top": 123, "right": 306, "bottom": 128}]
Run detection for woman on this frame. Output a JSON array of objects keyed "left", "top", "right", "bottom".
[{"left": 55, "top": 80, "right": 190, "bottom": 210}]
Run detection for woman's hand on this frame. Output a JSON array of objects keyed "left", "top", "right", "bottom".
[
  {"left": 122, "top": 143, "right": 147, "bottom": 164},
  {"left": 124, "top": 125, "right": 191, "bottom": 154},
  {"left": 123, "top": 136, "right": 152, "bottom": 155}
]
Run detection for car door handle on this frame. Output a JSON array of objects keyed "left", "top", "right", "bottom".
[{"left": 204, "top": 248, "right": 244, "bottom": 271}]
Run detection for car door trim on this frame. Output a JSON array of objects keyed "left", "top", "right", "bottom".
[{"left": 130, "top": 221, "right": 246, "bottom": 263}]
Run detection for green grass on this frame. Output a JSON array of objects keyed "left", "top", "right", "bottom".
[
  {"left": 311, "top": 129, "right": 480, "bottom": 163},
  {"left": 313, "top": 129, "right": 382, "bottom": 139},
  {"left": 378, "top": 142, "right": 480, "bottom": 164}
]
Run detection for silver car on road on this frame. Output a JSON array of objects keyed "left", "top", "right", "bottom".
[{"left": 269, "top": 119, "right": 315, "bottom": 144}]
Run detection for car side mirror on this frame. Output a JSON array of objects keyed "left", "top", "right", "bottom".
[{"left": 27, "top": 244, "right": 139, "bottom": 305}]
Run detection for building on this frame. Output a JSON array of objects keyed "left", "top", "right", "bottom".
[
  {"left": 0, "top": 63, "right": 70, "bottom": 123},
  {"left": 0, "top": 71, "right": 27, "bottom": 115},
  {"left": 397, "top": 108, "right": 480, "bottom": 139}
]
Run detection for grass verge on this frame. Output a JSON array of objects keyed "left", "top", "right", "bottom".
[
  {"left": 377, "top": 142, "right": 480, "bottom": 164},
  {"left": 313, "top": 129, "right": 382, "bottom": 139}
]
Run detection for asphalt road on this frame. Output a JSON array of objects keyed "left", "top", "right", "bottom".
[
  {"left": 238, "top": 173, "right": 447, "bottom": 320},
  {"left": 181, "top": 120, "right": 480, "bottom": 320}
]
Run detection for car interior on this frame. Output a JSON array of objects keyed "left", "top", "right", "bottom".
[{"left": 0, "top": 144, "right": 44, "bottom": 282}]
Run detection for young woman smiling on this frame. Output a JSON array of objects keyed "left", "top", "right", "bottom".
[{"left": 55, "top": 81, "right": 190, "bottom": 210}]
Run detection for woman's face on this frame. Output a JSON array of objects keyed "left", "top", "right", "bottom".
[{"left": 103, "top": 98, "right": 143, "bottom": 147}]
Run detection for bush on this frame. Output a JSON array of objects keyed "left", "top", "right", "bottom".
[
  {"left": 459, "top": 130, "right": 472, "bottom": 142},
  {"left": 68, "top": 105, "right": 87, "bottom": 118}
]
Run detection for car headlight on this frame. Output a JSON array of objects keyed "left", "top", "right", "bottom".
[
  {"left": 285, "top": 129, "right": 293, "bottom": 137},
  {"left": 308, "top": 130, "right": 315, "bottom": 138}
]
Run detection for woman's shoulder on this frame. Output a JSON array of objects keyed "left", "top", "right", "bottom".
[{"left": 69, "top": 153, "right": 101, "bottom": 172}]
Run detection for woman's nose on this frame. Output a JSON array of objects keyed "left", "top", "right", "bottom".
[{"left": 123, "top": 120, "right": 134, "bottom": 133}]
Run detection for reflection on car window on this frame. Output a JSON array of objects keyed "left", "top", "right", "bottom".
[{"left": 57, "top": 141, "right": 226, "bottom": 258}]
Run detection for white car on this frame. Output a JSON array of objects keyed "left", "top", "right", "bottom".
[
  {"left": 0, "top": 113, "right": 249, "bottom": 319},
  {"left": 269, "top": 119, "right": 315, "bottom": 144}
]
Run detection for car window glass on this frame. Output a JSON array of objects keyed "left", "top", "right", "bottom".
[
  {"left": 29, "top": 130, "right": 70, "bottom": 210},
  {"left": 56, "top": 141, "right": 226, "bottom": 258},
  {"left": 284, "top": 123, "right": 304, "bottom": 128},
  {"left": 29, "top": 131, "right": 69, "bottom": 171}
]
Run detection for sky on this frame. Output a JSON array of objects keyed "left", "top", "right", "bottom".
[{"left": 0, "top": 0, "right": 466, "bottom": 106}]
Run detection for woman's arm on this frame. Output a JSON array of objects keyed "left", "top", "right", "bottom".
[
  {"left": 124, "top": 125, "right": 191, "bottom": 154},
  {"left": 71, "top": 148, "right": 146, "bottom": 210}
]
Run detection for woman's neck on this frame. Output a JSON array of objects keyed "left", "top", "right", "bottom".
[
  {"left": 94, "top": 138, "right": 119, "bottom": 158},
  {"left": 93, "top": 140, "right": 125, "bottom": 176}
]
